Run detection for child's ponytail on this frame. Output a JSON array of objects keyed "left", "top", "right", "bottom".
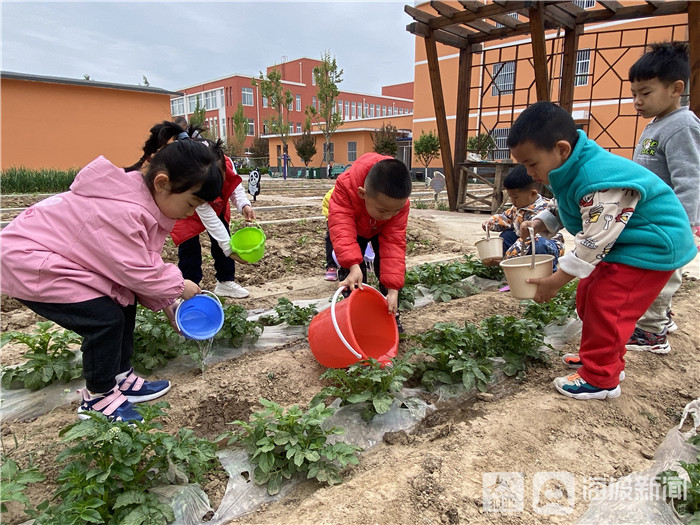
[{"left": 126, "top": 121, "right": 222, "bottom": 202}]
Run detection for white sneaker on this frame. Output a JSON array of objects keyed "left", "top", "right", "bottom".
[{"left": 214, "top": 280, "right": 250, "bottom": 298}]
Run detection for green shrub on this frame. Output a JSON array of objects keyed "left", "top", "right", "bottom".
[{"left": 1, "top": 167, "right": 78, "bottom": 193}]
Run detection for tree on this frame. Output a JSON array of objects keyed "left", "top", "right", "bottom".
[
  {"left": 249, "top": 136, "right": 269, "bottom": 167},
  {"left": 307, "top": 51, "right": 343, "bottom": 165},
  {"left": 190, "top": 99, "right": 206, "bottom": 129},
  {"left": 467, "top": 133, "right": 497, "bottom": 159},
  {"left": 371, "top": 123, "right": 398, "bottom": 156},
  {"left": 414, "top": 130, "right": 441, "bottom": 181},
  {"left": 293, "top": 117, "right": 317, "bottom": 167},
  {"left": 232, "top": 102, "right": 250, "bottom": 155},
  {"left": 252, "top": 68, "right": 293, "bottom": 176}
]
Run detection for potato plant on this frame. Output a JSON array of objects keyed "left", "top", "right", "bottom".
[
  {"left": 0, "top": 322, "right": 82, "bottom": 390},
  {"left": 31, "top": 402, "right": 218, "bottom": 525},
  {"left": 259, "top": 297, "right": 318, "bottom": 326},
  {"left": 311, "top": 357, "right": 415, "bottom": 421},
  {"left": 218, "top": 399, "right": 361, "bottom": 496}
]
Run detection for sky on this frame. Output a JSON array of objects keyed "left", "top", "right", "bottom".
[{"left": 1, "top": 0, "right": 418, "bottom": 95}]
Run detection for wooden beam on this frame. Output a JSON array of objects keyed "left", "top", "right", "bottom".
[
  {"left": 578, "top": 1, "right": 688, "bottom": 24},
  {"left": 542, "top": 4, "right": 577, "bottom": 29},
  {"left": 407, "top": 21, "right": 470, "bottom": 49},
  {"left": 405, "top": 4, "right": 437, "bottom": 25},
  {"left": 559, "top": 25, "right": 582, "bottom": 112},
  {"left": 453, "top": 45, "right": 473, "bottom": 211},
  {"left": 597, "top": 1, "right": 622, "bottom": 13},
  {"left": 490, "top": 13, "right": 520, "bottom": 29},
  {"left": 431, "top": 0, "right": 460, "bottom": 18},
  {"left": 424, "top": 32, "right": 457, "bottom": 210},
  {"left": 690, "top": 1, "right": 700, "bottom": 118},
  {"left": 430, "top": 1, "right": 534, "bottom": 30},
  {"left": 529, "top": 4, "right": 550, "bottom": 101}
]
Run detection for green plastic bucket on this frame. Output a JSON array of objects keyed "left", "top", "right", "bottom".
[{"left": 230, "top": 222, "right": 266, "bottom": 263}]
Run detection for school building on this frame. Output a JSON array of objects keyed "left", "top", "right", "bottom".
[
  {"left": 0, "top": 71, "right": 178, "bottom": 171},
  {"left": 169, "top": 57, "right": 415, "bottom": 169}
]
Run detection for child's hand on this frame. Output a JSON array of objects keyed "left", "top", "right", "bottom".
[
  {"left": 481, "top": 219, "right": 493, "bottom": 231},
  {"left": 163, "top": 301, "right": 181, "bottom": 333},
  {"left": 519, "top": 219, "right": 544, "bottom": 240},
  {"left": 339, "top": 264, "right": 364, "bottom": 291},
  {"left": 527, "top": 269, "right": 574, "bottom": 303},
  {"left": 181, "top": 279, "right": 201, "bottom": 300},
  {"left": 386, "top": 289, "right": 399, "bottom": 315},
  {"left": 242, "top": 205, "right": 256, "bottom": 222}
]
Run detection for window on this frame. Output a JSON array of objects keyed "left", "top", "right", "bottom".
[
  {"left": 248, "top": 120, "right": 255, "bottom": 136},
  {"left": 345, "top": 101, "right": 350, "bottom": 118},
  {"left": 492, "top": 61, "right": 515, "bottom": 96},
  {"left": 575, "top": 49, "right": 591, "bottom": 87},
  {"left": 337, "top": 99, "right": 342, "bottom": 117},
  {"left": 312, "top": 96, "right": 317, "bottom": 110},
  {"left": 323, "top": 142, "right": 335, "bottom": 162},
  {"left": 262, "top": 96, "right": 268, "bottom": 108},
  {"left": 573, "top": 0, "right": 595, "bottom": 8},
  {"left": 348, "top": 141, "right": 357, "bottom": 162},
  {"left": 296, "top": 123, "right": 302, "bottom": 133},
  {"left": 289, "top": 123, "right": 294, "bottom": 133},
  {"left": 263, "top": 123, "right": 269, "bottom": 135},
  {"left": 351, "top": 102, "right": 356, "bottom": 119},
  {"left": 491, "top": 128, "right": 511, "bottom": 160},
  {"left": 171, "top": 97, "right": 185, "bottom": 115},
  {"left": 188, "top": 94, "right": 203, "bottom": 113},
  {"left": 288, "top": 99, "right": 293, "bottom": 111},
  {"left": 364, "top": 103, "right": 369, "bottom": 118},
  {"left": 204, "top": 90, "right": 220, "bottom": 110},
  {"left": 296, "top": 94, "right": 301, "bottom": 111},
  {"left": 242, "top": 87, "right": 253, "bottom": 106},
  {"left": 382, "top": 105, "right": 387, "bottom": 116},
  {"left": 370, "top": 104, "right": 375, "bottom": 118}
]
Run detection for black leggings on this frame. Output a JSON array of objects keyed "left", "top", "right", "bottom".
[{"left": 19, "top": 297, "right": 136, "bottom": 393}]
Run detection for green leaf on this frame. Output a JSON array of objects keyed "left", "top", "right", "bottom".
[{"left": 372, "top": 394, "right": 394, "bottom": 415}]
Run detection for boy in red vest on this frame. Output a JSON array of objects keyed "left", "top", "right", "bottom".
[{"left": 328, "top": 153, "right": 412, "bottom": 326}]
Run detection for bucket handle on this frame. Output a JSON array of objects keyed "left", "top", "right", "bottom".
[
  {"left": 174, "top": 290, "right": 222, "bottom": 334},
  {"left": 330, "top": 286, "right": 365, "bottom": 360},
  {"left": 527, "top": 227, "right": 536, "bottom": 269}
]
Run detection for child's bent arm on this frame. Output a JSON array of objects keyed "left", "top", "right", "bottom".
[
  {"left": 196, "top": 203, "right": 233, "bottom": 255},
  {"left": 528, "top": 269, "right": 574, "bottom": 303}
]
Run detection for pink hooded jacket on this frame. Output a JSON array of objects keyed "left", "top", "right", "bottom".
[{"left": 0, "top": 156, "right": 184, "bottom": 311}]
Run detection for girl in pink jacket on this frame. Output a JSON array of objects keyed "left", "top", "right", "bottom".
[{"left": 0, "top": 121, "right": 222, "bottom": 423}]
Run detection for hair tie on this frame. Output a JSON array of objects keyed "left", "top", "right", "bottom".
[{"left": 177, "top": 131, "right": 189, "bottom": 140}]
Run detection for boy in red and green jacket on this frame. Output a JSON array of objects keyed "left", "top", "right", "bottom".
[{"left": 328, "top": 152, "right": 412, "bottom": 319}]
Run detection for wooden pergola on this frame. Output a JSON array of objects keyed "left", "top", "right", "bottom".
[{"left": 405, "top": 0, "right": 700, "bottom": 210}]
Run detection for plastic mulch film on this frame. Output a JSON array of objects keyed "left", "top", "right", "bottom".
[
  {"left": 163, "top": 392, "right": 433, "bottom": 524},
  {"left": 576, "top": 399, "right": 700, "bottom": 525},
  {"left": 0, "top": 277, "right": 503, "bottom": 422}
]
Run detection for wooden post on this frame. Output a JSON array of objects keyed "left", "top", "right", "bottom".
[
  {"left": 529, "top": 4, "right": 550, "bottom": 101},
  {"left": 425, "top": 32, "right": 457, "bottom": 209},
  {"left": 560, "top": 25, "right": 582, "bottom": 112},
  {"left": 452, "top": 45, "right": 473, "bottom": 211},
  {"left": 689, "top": 2, "right": 700, "bottom": 118}
]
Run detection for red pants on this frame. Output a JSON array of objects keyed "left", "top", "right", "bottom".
[{"left": 576, "top": 261, "right": 673, "bottom": 389}]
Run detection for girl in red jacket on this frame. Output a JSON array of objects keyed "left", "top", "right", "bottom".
[{"left": 171, "top": 128, "right": 256, "bottom": 298}]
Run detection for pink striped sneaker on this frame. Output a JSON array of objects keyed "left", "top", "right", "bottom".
[
  {"left": 77, "top": 386, "right": 142, "bottom": 422},
  {"left": 117, "top": 368, "right": 171, "bottom": 403}
]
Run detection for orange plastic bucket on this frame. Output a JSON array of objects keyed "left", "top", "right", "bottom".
[{"left": 308, "top": 286, "right": 399, "bottom": 368}]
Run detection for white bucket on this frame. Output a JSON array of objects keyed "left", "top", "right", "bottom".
[
  {"left": 475, "top": 228, "right": 504, "bottom": 262},
  {"left": 500, "top": 254, "right": 555, "bottom": 299}
]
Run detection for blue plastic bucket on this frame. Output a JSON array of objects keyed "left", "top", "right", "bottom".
[{"left": 175, "top": 291, "right": 224, "bottom": 340}]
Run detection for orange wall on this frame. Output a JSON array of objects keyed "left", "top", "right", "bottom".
[{"left": 1, "top": 79, "right": 173, "bottom": 170}]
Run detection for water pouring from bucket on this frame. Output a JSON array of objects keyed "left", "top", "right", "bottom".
[
  {"left": 308, "top": 285, "right": 398, "bottom": 368},
  {"left": 175, "top": 291, "right": 225, "bottom": 372},
  {"left": 499, "top": 227, "right": 554, "bottom": 299}
]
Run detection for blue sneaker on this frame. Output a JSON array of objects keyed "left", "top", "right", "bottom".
[
  {"left": 553, "top": 372, "right": 621, "bottom": 400},
  {"left": 117, "top": 368, "right": 171, "bottom": 403},
  {"left": 77, "top": 386, "right": 143, "bottom": 422}
]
